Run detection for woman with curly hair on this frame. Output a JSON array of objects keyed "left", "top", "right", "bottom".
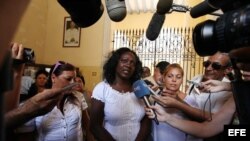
[{"left": 90, "top": 47, "right": 151, "bottom": 141}]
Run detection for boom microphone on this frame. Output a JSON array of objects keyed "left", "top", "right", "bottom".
[
  {"left": 133, "top": 80, "right": 159, "bottom": 125},
  {"left": 146, "top": 0, "right": 173, "bottom": 41},
  {"left": 58, "top": 0, "right": 104, "bottom": 28},
  {"left": 105, "top": 0, "right": 126, "bottom": 22},
  {"left": 190, "top": 0, "right": 218, "bottom": 18}
]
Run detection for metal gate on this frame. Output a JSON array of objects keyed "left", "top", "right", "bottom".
[{"left": 112, "top": 28, "right": 204, "bottom": 92}]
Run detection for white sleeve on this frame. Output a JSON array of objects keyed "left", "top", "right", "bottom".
[
  {"left": 91, "top": 81, "right": 106, "bottom": 103},
  {"left": 73, "top": 91, "right": 88, "bottom": 110}
]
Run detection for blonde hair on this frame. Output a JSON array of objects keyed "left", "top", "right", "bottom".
[{"left": 163, "top": 63, "right": 184, "bottom": 77}]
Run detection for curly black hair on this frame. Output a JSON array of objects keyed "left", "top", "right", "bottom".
[{"left": 103, "top": 47, "right": 142, "bottom": 85}]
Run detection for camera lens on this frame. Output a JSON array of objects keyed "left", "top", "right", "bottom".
[
  {"left": 193, "top": 20, "right": 218, "bottom": 56},
  {"left": 193, "top": 4, "right": 250, "bottom": 56}
]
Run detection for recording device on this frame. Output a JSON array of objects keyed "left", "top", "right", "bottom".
[
  {"left": 146, "top": 0, "right": 173, "bottom": 41},
  {"left": 105, "top": 0, "right": 126, "bottom": 22},
  {"left": 190, "top": 0, "right": 219, "bottom": 18},
  {"left": 23, "top": 48, "right": 35, "bottom": 64},
  {"left": 133, "top": 80, "right": 159, "bottom": 125},
  {"left": 191, "top": 0, "right": 250, "bottom": 124},
  {"left": 144, "top": 80, "right": 163, "bottom": 95},
  {"left": 144, "top": 79, "right": 154, "bottom": 86},
  {"left": 191, "top": 0, "right": 250, "bottom": 56},
  {"left": 57, "top": 0, "right": 104, "bottom": 28},
  {"left": 186, "top": 80, "right": 202, "bottom": 87}
]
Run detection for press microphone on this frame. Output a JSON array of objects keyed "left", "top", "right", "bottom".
[
  {"left": 146, "top": 0, "right": 173, "bottom": 41},
  {"left": 58, "top": 0, "right": 104, "bottom": 28},
  {"left": 190, "top": 0, "right": 218, "bottom": 18},
  {"left": 105, "top": 0, "right": 126, "bottom": 22},
  {"left": 133, "top": 80, "right": 159, "bottom": 125}
]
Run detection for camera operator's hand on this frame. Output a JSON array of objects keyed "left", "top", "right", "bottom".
[
  {"left": 4, "top": 43, "right": 25, "bottom": 112},
  {"left": 200, "top": 80, "right": 231, "bottom": 93},
  {"left": 11, "top": 43, "right": 23, "bottom": 60}
]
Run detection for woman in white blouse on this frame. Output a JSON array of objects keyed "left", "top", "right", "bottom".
[
  {"left": 90, "top": 47, "right": 151, "bottom": 141},
  {"left": 16, "top": 61, "right": 94, "bottom": 141}
]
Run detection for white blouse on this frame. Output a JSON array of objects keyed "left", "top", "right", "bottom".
[
  {"left": 17, "top": 91, "right": 88, "bottom": 141},
  {"left": 92, "top": 81, "right": 145, "bottom": 141}
]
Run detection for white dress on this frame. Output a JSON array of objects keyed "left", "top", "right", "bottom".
[
  {"left": 16, "top": 91, "right": 88, "bottom": 141},
  {"left": 92, "top": 81, "right": 145, "bottom": 141}
]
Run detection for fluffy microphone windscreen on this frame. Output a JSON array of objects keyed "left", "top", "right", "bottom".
[
  {"left": 146, "top": 13, "right": 165, "bottom": 41},
  {"left": 133, "top": 80, "right": 151, "bottom": 98},
  {"left": 105, "top": 0, "right": 127, "bottom": 22}
]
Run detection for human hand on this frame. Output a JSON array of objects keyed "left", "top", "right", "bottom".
[
  {"left": 151, "top": 94, "right": 179, "bottom": 108},
  {"left": 27, "top": 88, "right": 65, "bottom": 116},
  {"left": 145, "top": 105, "right": 168, "bottom": 122},
  {"left": 200, "top": 80, "right": 231, "bottom": 92},
  {"left": 11, "top": 43, "right": 23, "bottom": 60},
  {"left": 161, "top": 88, "right": 178, "bottom": 98}
]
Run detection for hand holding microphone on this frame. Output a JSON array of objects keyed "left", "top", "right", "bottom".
[
  {"left": 146, "top": 0, "right": 173, "bottom": 41},
  {"left": 133, "top": 80, "right": 159, "bottom": 125}
]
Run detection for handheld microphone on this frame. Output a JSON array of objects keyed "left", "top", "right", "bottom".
[
  {"left": 146, "top": 0, "right": 173, "bottom": 41},
  {"left": 105, "top": 0, "right": 126, "bottom": 22},
  {"left": 190, "top": 0, "right": 218, "bottom": 18},
  {"left": 133, "top": 80, "right": 159, "bottom": 125}
]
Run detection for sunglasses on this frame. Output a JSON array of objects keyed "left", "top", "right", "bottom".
[
  {"left": 52, "top": 61, "right": 66, "bottom": 74},
  {"left": 203, "top": 61, "right": 227, "bottom": 70}
]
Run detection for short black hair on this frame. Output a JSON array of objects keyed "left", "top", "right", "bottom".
[{"left": 156, "top": 61, "right": 170, "bottom": 74}]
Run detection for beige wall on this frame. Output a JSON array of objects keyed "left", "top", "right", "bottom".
[
  {"left": 13, "top": 0, "right": 213, "bottom": 91},
  {"left": 13, "top": 0, "right": 48, "bottom": 64}
]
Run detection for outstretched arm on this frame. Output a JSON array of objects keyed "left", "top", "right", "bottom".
[
  {"left": 5, "top": 88, "right": 67, "bottom": 130},
  {"left": 146, "top": 96, "right": 235, "bottom": 138}
]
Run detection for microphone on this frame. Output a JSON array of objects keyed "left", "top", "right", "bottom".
[
  {"left": 105, "top": 0, "right": 126, "bottom": 22},
  {"left": 133, "top": 80, "right": 159, "bottom": 125},
  {"left": 146, "top": 0, "right": 173, "bottom": 41},
  {"left": 58, "top": 0, "right": 104, "bottom": 28},
  {"left": 190, "top": 0, "right": 218, "bottom": 18}
]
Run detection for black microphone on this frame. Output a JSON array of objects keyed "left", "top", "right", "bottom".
[
  {"left": 105, "top": 0, "right": 126, "bottom": 22},
  {"left": 58, "top": 0, "right": 104, "bottom": 28},
  {"left": 133, "top": 80, "right": 159, "bottom": 125},
  {"left": 190, "top": 0, "right": 218, "bottom": 18},
  {"left": 146, "top": 0, "right": 173, "bottom": 41}
]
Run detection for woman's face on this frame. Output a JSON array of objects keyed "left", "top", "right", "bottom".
[
  {"left": 74, "top": 76, "right": 84, "bottom": 92},
  {"left": 52, "top": 70, "right": 76, "bottom": 89},
  {"left": 164, "top": 68, "right": 183, "bottom": 92},
  {"left": 116, "top": 52, "right": 136, "bottom": 80},
  {"left": 36, "top": 74, "right": 47, "bottom": 87}
]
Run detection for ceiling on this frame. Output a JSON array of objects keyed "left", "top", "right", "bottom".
[{"left": 125, "top": 0, "right": 188, "bottom": 14}]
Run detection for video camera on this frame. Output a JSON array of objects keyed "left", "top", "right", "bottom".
[
  {"left": 192, "top": 0, "right": 250, "bottom": 56},
  {"left": 192, "top": 0, "right": 250, "bottom": 124}
]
